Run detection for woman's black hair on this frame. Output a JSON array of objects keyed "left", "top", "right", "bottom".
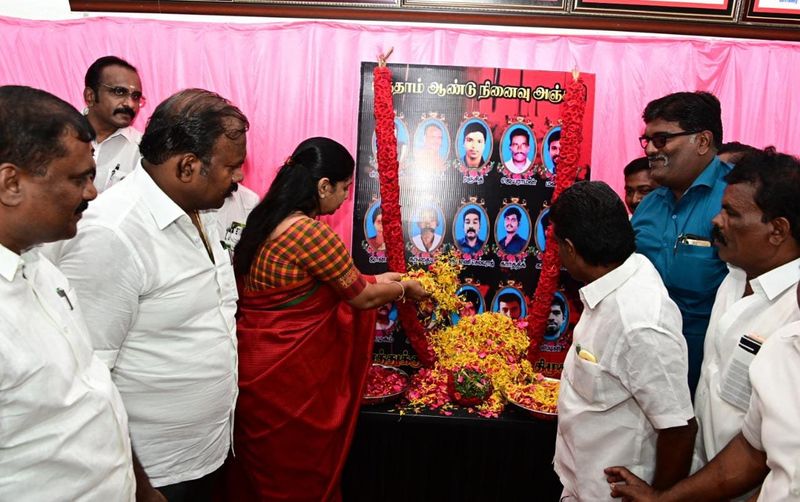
[{"left": 233, "top": 137, "right": 355, "bottom": 277}]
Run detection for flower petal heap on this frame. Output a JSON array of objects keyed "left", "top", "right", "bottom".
[{"left": 406, "top": 312, "right": 535, "bottom": 418}]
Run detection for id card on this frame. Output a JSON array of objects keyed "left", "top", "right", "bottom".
[{"left": 719, "top": 334, "right": 763, "bottom": 411}]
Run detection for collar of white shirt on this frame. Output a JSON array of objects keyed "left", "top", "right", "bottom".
[
  {"left": 749, "top": 257, "right": 800, "bottom": 301},
  {"left": 133, "top": 166, "right": 189, "bottom": 231},
  {"left": 0, "top": 241, "right": 40, "bottom": 282},
  {"left": 0, "top": 243, "right": 22, "bottom": 281},
  {"left": 94, "top": 125, "right": 139, "bottom": 146},
  {"left": 579, "top": 253, "right": 640, "bottom": 310}
]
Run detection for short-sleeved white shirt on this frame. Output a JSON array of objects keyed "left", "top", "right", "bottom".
[
  {"left": 53, "top": 166, "right": 239, "bottom": 487},
  {"left": 555, "top": 253, "right": 694, "bottom": 501},
  {"left": 93, "top": 125, "right": 142, "bottom": 192},
  {"left": 209, "top": 184, "right": 260, "bottom": 253},
  {"left": 694, "top": 259, "right": 800, "bottom": 470},
  {"left": 742, "top": 320, "right": 800, "bottom": 502},
  {"left": 0, "top": 245, "right": 134, "bottom": 501}
]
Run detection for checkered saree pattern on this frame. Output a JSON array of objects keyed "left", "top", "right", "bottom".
[{"left": 246, "top": 217, "right": 366, "bottom": 300}]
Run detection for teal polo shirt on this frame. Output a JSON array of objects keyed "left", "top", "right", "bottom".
[{"left": 632, "top": 156, "right": 731, "bottom": 395}]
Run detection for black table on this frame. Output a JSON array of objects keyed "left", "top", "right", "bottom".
[{"left": 342, "top": 402, "right": 563, "bottom": 502}]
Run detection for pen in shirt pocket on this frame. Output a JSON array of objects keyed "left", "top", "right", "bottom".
[
  {"left": 674, "top": 233, "right": 712, "bottom": 253},
  {"left": 107, "top": 163, "right": 121, "bottom": 186},
  {"left": 56, "top": 288, "right": 74, "bottom": 310}
]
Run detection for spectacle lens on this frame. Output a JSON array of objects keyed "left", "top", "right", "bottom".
[
  {"left": 101, "top": 83, "right": 146, "bottom": 106},
  {"left": 638, "top": 130, "right": 701, "bottom": 150}
]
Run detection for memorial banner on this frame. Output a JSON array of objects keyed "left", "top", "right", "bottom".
[{"left": 353, "top": 62, "right": 595, "bottom": 375}]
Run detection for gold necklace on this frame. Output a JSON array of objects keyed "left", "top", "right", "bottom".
[{"left": 190, "top": 210, "right": 215, "bottom": 264}]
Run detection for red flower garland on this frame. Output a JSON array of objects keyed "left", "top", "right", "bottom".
[
  {"left": 373, "top": 63, "right": 435, "bottom": 366},
  {"left": 527, "top": 75, "right": 587, "bottom": 364}
]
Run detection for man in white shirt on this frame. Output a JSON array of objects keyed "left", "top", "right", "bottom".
[
  {"left": 502, "top": 127, "right": 532, "bottom": 174},
  {"left": 411, "top": 206, "right": 443, "bottom": 253},
  {"left": 690, "top": 148, "right": 800, "bottom": 480},
  {"left": 212, "top": 183, "right": 260, "bottom": 255},
  {"left": 54, "top": 88, "right": 248, "bottom": 501},
  {"left": 83, "top": 55, "right": 144, "bottom": 192},
  {"left": 550, "top": 181, "right": 696, "bottom": 501},
  {"left": 606, "top": 283, "right": 800, "bottom": 502},
  {"left": 0, "top": 85, "right": 135, "bottom": 501}
]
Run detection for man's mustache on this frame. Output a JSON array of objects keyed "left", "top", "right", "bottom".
[
  {"left": 648, "top": 154, "right": 668, "bottom": 168},
  {"left": 114, "top": 106, "right": 136, "bottom": 119},
  {"left": 711, "top": 225, "right": 727, "bottom": 246},
  {"left": 75, "top": 199, "right": 89, "bottom": 215},
  {"left": 465, "top": 227, "right": 477, "bottom": 234}
]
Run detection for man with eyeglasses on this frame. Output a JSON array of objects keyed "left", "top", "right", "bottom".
[
  {"left": 83, "top": 55, "right": 145, "bottom": 192},
  {"left": 631, "top": 91, "right": 731, "bottom": 398}
]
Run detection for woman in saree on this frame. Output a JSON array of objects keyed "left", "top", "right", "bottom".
[{"left": 228, "top": 137, "right": 427, "bottom": 501}]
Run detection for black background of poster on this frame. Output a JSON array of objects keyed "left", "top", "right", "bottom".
[{"left": 353, "top": 62, "right": 594, "bottom": 371}]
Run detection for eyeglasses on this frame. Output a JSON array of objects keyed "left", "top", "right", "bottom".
[
  {"left": 639, "top": 130, "right": 702, "bottom": 149},
  {"left": 101, "top": 83, "right": 146, "bottom": 106}
]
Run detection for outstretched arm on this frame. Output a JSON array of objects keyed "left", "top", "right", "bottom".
[{"left": 605, "top": 433, "right": 768, "bottom": 502}]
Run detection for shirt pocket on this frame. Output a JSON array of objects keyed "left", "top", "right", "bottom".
[
  {"left": 667, "top": 242, "right": 722, "bottom": 296},
  {"left": 566, "top": 357, "right": 603, "bottom": 404},
  {"left": 567, "top": 356, "right": 630, "bottom": 409}
]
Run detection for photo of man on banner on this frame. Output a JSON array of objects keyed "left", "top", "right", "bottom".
[
  {"left": 453, "top": 203, "right": 489, "bottom": 255},
  {"left": 543, "top": 125, "right": 561, "bottom": 175},
  {"left": 502, "top": 124, "right": 535, "bottom": 174},
  {"left": 413, "top": 118, "right": 450, "bottom": 173},
  {"left": 492, "top": 287, "right": 527, "bottom": 320},
  {"left": 495, "top": 204, "right": 531, "bottom": 255},
  {"left": 456, "top": 118, "right": 492, "bottom": 174},
  {"left": 409, "top": 203, "right": 445, "bottom": 253},
  {"left": 450, "top": 284, "right": 486, "bottom": 325}
]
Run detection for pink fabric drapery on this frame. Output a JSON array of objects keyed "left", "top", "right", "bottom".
[{"left": 2, "top": 15, "right": 799, "bottom": 244}]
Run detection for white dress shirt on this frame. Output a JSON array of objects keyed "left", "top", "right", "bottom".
[
  {"left": 411, "top": 232, "right": 443, "bottom": 253},
  {"left": 742, "top": 321, "right": 800, "bottom": 502},
  {"left": 93, "top": 125, "right": 142, "bottom": 192},
  {"left": 693, "top": 258, "right": 800, "bottom": 471},
  {"left": 209, "top": 184, "right": 260, "bottom": 253},
  {"left": 53, "top": 166, "right": 239, "bottom": 487},
  {"left": 503, "top": 157, "right": 531, "bottom": 174},
  {"left": 555, "top": 253, "right": 694, "bottom": 501},
  {"left": 0, "top": 244, "right": 134, "bottom": 501}
]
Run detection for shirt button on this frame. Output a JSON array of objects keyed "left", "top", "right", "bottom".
[{"left": 671, "top": 214, "right": 677, "bottom": 220}]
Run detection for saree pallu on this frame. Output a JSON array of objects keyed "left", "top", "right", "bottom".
[{"left": 226, "top": 277, "right": 375, "bottom": 502}]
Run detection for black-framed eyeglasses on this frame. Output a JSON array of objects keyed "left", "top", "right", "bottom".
[
  {"left": 639, "top": 130, "right": 702, "bottom": 149},
  {"left": 100, "top": 83, "right": 146, "bottom": 106}
]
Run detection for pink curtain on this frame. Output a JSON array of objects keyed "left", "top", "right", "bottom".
[{"left": 2, "top": 15, "right": 799, "bottom": 243}]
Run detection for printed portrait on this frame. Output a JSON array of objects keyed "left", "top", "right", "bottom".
[
  {"left": 408, "top": 203, "right": 446, "bottom": 254},
  {"left": 364, "top": 200, "right": 386, "bottom": 254},
  {"left": 500, "top": 124, "right": 535, "bottom": 175},
  {"left": 494, "top": 204, "right": 532, "bottom": 256},
  {"left": 491, "top": 286, "right": 527, "bottom": 321},
  {"left": 374, "top": 301, "right": 399, "bottom": 343},
  {"left": 456, "top": 118, "right": 492, "bottom": 172},
  {"left": 449, "top": 284, "right": 486, "bottom": 326},
  {"left": 452, "top": 203, "right": 489, "bottom": 255},
  {"left": 372, "top": 117, "right": 410, "bottom": 164},
  {"left": 544, "top": 291, "right": 569, "bottom": 342},
  {"left": 534, "top": 206, "right": 550, "bottom": 253},
  {"left": 412, "top": 118, "right": 450, "bottom": 173},
  {"left": 543, "top": 125, "right": 562, "bottom": 175}
]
